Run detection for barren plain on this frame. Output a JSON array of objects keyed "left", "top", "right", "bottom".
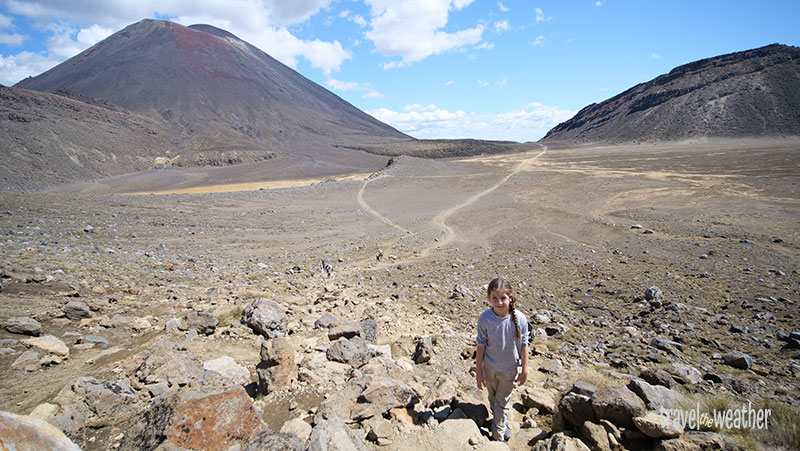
[{"left": 1, "top": 138, "right": 798, "bottom": 449}]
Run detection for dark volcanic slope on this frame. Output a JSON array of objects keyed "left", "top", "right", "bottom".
[
  {"left": 542, "top": 44, "right": 800, "bottom": 144},
  {"left": 16, "top": 19, "right": 407, "bottom": 163},
  {"left": 0, "top": 86, "right": 173, "bottom": 191}
]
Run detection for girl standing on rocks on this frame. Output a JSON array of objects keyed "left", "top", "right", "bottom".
[{"left": 475, "top": 277, "right": 530, "bottom": 442}]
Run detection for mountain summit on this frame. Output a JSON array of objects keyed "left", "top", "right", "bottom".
[
  {"left": 16, "top": 19, "right": 406, "bottom": 165},
  {"left": 542, "top": 44, "right": 800, "bottom": 144}
]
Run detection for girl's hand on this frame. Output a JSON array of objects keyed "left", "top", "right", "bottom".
[
  {"left": 515, "top": 369, "right": 528, "bottom": 386},
  {"left": 476, "top": 372, "right": 485, "bottom": 390}
]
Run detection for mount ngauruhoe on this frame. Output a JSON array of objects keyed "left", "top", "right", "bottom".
[
  {"left": 542, "top": 44, "right": 800, "bottom": 144},
  {"left": 16, "top": 19, "right": 406, "bottom": 162}
]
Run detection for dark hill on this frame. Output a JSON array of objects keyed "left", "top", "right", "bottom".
[
  {"left": 0, "top": 85, "right": 174, "bottom": 191},
  {"left": 16, "top": 19, "right": 408, "bottom": 165},
  {"left": 542, "top": 44, "right": 800, "bottom": 144}
]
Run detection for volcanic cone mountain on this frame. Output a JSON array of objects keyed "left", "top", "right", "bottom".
[
  {"left": 542, "top": 44, "right": 800, "bottom": 144},
  {"left": 16, "top": 19, "right": 407, "bottom": 167}
]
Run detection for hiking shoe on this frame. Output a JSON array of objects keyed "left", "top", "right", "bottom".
[{"left": 504, "top": 423, "right": 512, "bottom": 440}]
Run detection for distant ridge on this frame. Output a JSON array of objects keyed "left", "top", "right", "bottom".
[
  {"left": 16, "top": 19, "right": 408, "bottom": 165},
  {"left": 541, "top": 44, "right": 800, "bottom": 144}
]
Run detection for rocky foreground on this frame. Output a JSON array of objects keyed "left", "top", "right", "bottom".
[{"left": 1, "top": 143, "right": 799, "bottom": 450}]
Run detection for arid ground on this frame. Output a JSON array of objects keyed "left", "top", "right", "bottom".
[{"left": 1, "top": 138, "right": 798, "bottom": 449}]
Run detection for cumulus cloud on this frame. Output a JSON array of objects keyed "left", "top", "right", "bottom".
[
  {"left": 362, "top": 90, "right": 383, "bottom": 98},
  {"left": 339, "top": 9, "right": 368, "bottom": 27},
  {"left": 446, "top": 80, "right": 454, "bottom": 85},
  {"left": 0, "top": 0, "right": 351, "bottom": 84},
  {"left": 498, "top": 2, "right": 509, "bottom": 12},
  {"left": 367, "top": 102, "right": 574, "bottom": 141},
  {"left": 0, "top": 51, "right": 60, "bottom": 85},
  {"left": 475, "top": 41, "right": 494, "bottom": 50},
  {"left": 364, "top": 0, "right": 484, "bottom": 69},
  {"left": 532, "top": 35, "right": 545, "bottom": 46},
  {"left": 325, "top": 77, "right": 383, "bottom": 99},
  {"left": 595, "top": 1, "right": 603, "bottom": 6},
  {"left": 494, "top": 20, "right": 509, "bottom": 33},
  {"left": 651, "top": 52, "right": 661, "bottom": 58},
  {"left": 535, "top": 7, "right": 551, "bottom": 23}
]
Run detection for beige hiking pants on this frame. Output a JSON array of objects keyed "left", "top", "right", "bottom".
[{"left": 483, "top": 364, "right": 517, "bottom": 440}]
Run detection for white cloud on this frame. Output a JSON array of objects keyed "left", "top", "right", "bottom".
[
  {"left": 475, "top": 41, "right": 494, "bottom": 50},
  {"left": 595, "top": 1, "right": 603, "bottom": 6},
  {"left": 446, "top": 80, "right": 454, "bottom": 85},
  {"left": 325, "top": 78, "right": 369, "bottom": 91},
  {"left": 495, "top": 76, "right": 508, "bottom": 88},
  {"left": 339, "top": 9, "right": 368, "bottom": 27},
  {"left": 532, "top": 35, "right": 545, "bottom": 46},
  {"left": 404, "top": 104, "right": 438, "bottom": 112},
  {"left": 362, "top": 90, "right": 383, "bottom": 98},
  {"left": 0, "top": 51, "right": 60, "bottom": 85},
  {"left": 0, "top": 32, "right": 26, "bottom": 46},
  {"left": 364, "top": 0, "right": 484, "bottom": 69},
  {"left": 0, "top": 0, "right": 351, "bottom": 84},
  {"left": 498, "top": 2, "right": 509, "bottom": 12},
  {"left": 651, "top": 53, "right": 661, "bottom": 58},
  {"left": 367, "top": 102, "right": 575, "bottom": 141},
  {"left": 263, "top": 0, "right": 331, "bottom": 25},
  {"left": 535, "top": 7, "right": 552, "bottom": 23},
  {"left": 494, "top": 20, "right": 509, "bottom": 33},
  {"left": 477, "top": 79, "right": 490, "bottom": 87}
]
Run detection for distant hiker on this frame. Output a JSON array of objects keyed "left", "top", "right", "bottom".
[
  {"left": 376, "top": 251, "right": 383, "bottom": 261},
  {"left": 475, "top": 277, "right": 530, "bottom": 442},
  {"left": 324, "top": 263, "right": 333, "bottom": 278}
]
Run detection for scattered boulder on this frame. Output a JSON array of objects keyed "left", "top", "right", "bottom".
[
  {"left": 351, "top": 375, "right": 419, "bottom": 421},
  {"left": 655, "top": 431, "right": 725, "bottom": 451},
  {"left": 257, "top": 337, "right": 296, "bottom": 394},
  {"left": 422, "top": 373, "right": 460, "bottom": 408},
  {"left": 521, "top": 387, "right": 558, "bottom": 414},
  {"left": 280, "top": 417, "right": 313, "bottom": 443},
  {"left": 412, "top": 335, "right": 438, "bottom": 364},
  {"left": 63, "top": 301, "right": 92, "bottom": 320},
  {"left": 24, "top": 335, "right": 69, "bottom": 357},
  {"left": 591, "top": 386, "right": 646, "bottom": 428},
  {"left": 79, "top": 335, "right": 109, "bottom": 348},
  {"left": 307, "top": 416, "right": 366, "bottom": 451},
  {"left": 3, "top": 317, "right": 42, "bottom": 336},
  {"left": 52, "top": 377, "right": 142, "bottom": 438},
  {"left": 633, "top": 412, "right": 683, "bottom": 439},
  {"left": 668, "top": 363, "right": 703, "bottom": 385},
  {"left": 639, "top": 368, "right": 674, "bottom": 388},
  {"left": 314, "top": 313, "right": 337, "bottom": 329},
  {"left": 627, "top": 379, "right": 687, "bottom": 410},
  {"left": 203, "top": 356, "right": 250, "bottom": 386},
  {"left": 582, "top": 421, "right": 611, "bottom": 451},
  {"left": 243, "top": 429, "right": 305, "bottom": 451},
  {"left": 723, "top": 351, "right": 754, "bottom": 370},
  {"left": 644, "top": 286, "right": 662, "bottom": 301},
  {"left": 554, "top": 392, "right": 596, "bottom": 431},
  {"left": 327, "top": 319, "right": 361, "bottom": 341},
  {"left": 121, "top": 372, "right": 267, "bottom": 451},
  {"left": 241, "top": 298, "right": 288, "bottom": 338},
  {"left": 326, "top": 337, "right": 375, "bottom": 368},
  {"left": 539, "top": 358, "right": 563, "bottom": 373},
  {"left": 359, "top": 318, "right": 378, "bottom": 344},
  {"left": 0, "top": 410, "right": 80, "bottom": 451},
  {"left": 531, "top": 432, "right": 591, "bottom": 451},
  {"left": 132, "top": 338, "right": 204, "bottom": 387},
  {"left": 571, "top": 381, "right": 598, "bottom": 397},
  {"left": 180, "top": 311, "right": 218, "bottom": 335}
]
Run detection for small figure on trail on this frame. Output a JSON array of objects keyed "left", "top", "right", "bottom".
[
  {"left": 475, "top": 277, "right": 530, "bottom": 442},
  {"left": 376, "top": 250, "right": 383, "bottom": 261},
  {"left": 324, "top": 263, "right": 333, "bottom": 278}
]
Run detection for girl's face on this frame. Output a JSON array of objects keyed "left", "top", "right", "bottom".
[{"left": 489, "top": 289, "right": 512, "bottom": 316}]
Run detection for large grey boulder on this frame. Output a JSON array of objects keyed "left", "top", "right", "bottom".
[
  {"left": 531, "top": 432, "right": 591, "bottom": 451},
  {"left": 350, "top": 375, "right": 418, "bottom": 421},
  {"left": 243, "top": 429, "right": 304, "bottom": 451},
  {"left": 723, "top": 351, "right": 754, "bottom": 370},
  {"left": 203, "top": 356, "right": 250, "bottom": 386},
  {"left": 52, "top": 377, "right": 142, "bottom": 439},
  {"left": 0, "top": 410, "right": 80, "bottom": 450},
  {"left": 63, "top": 301, "right": 92, "bottom": 320},
  {"left": 633, "top": 412, "right": 683, "bottom": 439},
  {"left": 180, "top": 311, "right": 218, "bottom": 335},
  {"left": 553, "top": 392, "right": 596, "bottom": 432},
  {"left": 669, "top": 363, "right": 703, "bottom": 385},
  {"left": 326, "top": 337, "right": 375, "bottom": 368},
  {"left": 3, "top": 317, "right": 42, "bottom": 336},
  {"left": 412, "top": 335, "right": 438, "bottom": 364},
  {"left": 132, "top": 338, "right": 204, "bottom": 387},
  {"left": 591, "top": 386, "right": 646, "bottom": 428},
  {"left": 627, "top": 379, "right": 687, "bottom": 410},
  {"left": 241, "top": 298, "right": 288, "bottom": 338},
  {"left": 327, "top": 319, "right": 361, "bottom": 341}
]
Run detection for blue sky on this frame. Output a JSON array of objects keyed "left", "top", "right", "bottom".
[{"left": 1, "top": 1, "right": 798, "bottom": 142}]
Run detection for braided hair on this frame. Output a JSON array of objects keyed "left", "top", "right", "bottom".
[{"left": 488, "top": 277, "right": 520, "bottom": 341}]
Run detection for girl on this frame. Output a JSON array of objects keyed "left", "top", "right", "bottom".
[{"left": 475, "top": 277, "right": 530, "bottom": 442}]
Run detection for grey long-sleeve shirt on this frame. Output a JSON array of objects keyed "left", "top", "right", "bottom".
[{"left": 476, "top": 308, "right": 530, "bottom": 373}]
